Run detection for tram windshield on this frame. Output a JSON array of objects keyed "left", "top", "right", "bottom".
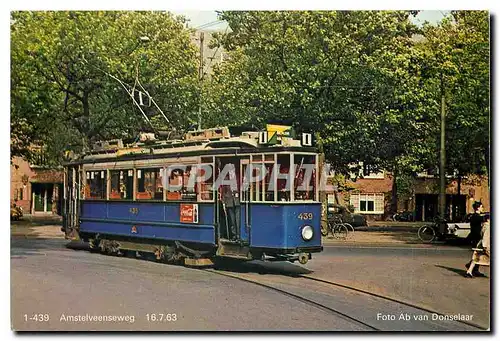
[{"left": 242, "top": 153, "right": 317, "bottom": 203}]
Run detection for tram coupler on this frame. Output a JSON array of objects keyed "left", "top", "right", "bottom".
[{"left": 298, "top": 253, "right": 311, "bottom": 265}]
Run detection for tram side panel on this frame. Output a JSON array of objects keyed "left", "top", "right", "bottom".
[
  {"left": 79, "top": 201, "right": 216, "bottom": 245},
  {"left": 249, "top": 203, "right": 322, "bottom": 251}
]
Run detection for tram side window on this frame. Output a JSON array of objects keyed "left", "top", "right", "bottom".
[
  {"left": 110, "top": 170, "right": 134, "bottom": 199},
  {"left": 137, "top": 169, "right": 163, "bottom": 200},
  {"left": 199, "top": 164, "right": 214, "bottom": 201},
  {"left": 294, "top": 154, "right": 316, "bottom": 201},
  {"left": 86, "top": 171, "right": 107, "bottom": 199},
  {"left": 250, "top": 158, "right": 263, "bottom": 202},
  {"left": 277, "top": 154, "right": 291, "bottom": 201},
  {"left": 182, "top": 166, "right": 197, "bottom": 201},
  {"left": 166, "top": 166, "right": 197, "bottom": 201}
]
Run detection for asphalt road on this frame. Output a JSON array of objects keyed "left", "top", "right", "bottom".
[{"left": 10, "top": 238, "right": 487, "bottom": 331}]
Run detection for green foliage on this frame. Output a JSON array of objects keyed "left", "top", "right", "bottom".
[
  {"left": 11, "top": 11, "right": 199, "bottom": 163},
  {"left": 10, "top": 9, "right": 489, "bottom": 185},
  {"left": 205, "top": 11, "right": 427, "bottom": 174},
  {"left": 205, "top": 10, "right": 489, "bottom": 182}
]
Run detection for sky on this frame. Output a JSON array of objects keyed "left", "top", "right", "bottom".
[{"left": 172, "top": 10, "right": 450, "bottom": 31}]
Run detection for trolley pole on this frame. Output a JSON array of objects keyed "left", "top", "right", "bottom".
[
  {"left": 438, "top": 74, "right": 446, "bottom": 227},
  {"left": 198, "top": 31, "right": 204, "bottom": 131}
]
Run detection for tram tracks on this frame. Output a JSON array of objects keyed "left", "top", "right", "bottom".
[
  {"left": 203, "top": 268, "right": 378, "bottom": 331},
  {"left": 299, "top": 275, "right": 487, "bottom": 331},
  {"left": 65, "top": 241, "right": 487, "bottom": 331},
  {"left": 205, "top": 267, "right": 487, "bottom": 331}
]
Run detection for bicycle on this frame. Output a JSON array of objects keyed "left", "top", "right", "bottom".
[
  {"left": 321, "top": 218, "right": 349, "bottom": 240},
  {"left": 417, "top": 217, "right": 453, "bottom": 243}
]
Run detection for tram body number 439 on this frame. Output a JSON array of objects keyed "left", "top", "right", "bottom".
[{"left": 298, "top": 213, "right": 313, "bottom": 220}]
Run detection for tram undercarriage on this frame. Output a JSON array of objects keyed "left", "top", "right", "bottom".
[{"left": 77, "top": 232, "right": 316, "bottom": 267}]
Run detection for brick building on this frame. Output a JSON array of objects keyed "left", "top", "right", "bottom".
[
  {"left": 327, "top": 167, "right": 489, "bottom": 222},
  {"left": 328, "top": 169, "right": 393, "bottom": 222},
  {"left": 407, "top": 174, "right": 490, "bottom": 222},
  {"left": 10, "top": 156, "right": 64, "bottom": 215}
]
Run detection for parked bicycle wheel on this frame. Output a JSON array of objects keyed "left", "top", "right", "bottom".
[
  {"left": 343, "top": 222, "right": 355, "bottom": 233},
  {"left": 332, "top": 223, "right": 348, "bottom": 240},
  {"left": 418, "top": 225, "right": 436, "bottom": 243}
]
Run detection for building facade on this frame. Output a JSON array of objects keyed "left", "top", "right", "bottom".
[
  {"left": 10, "top": 156, "right": 64, "bottom": 215},
  {"left": 327, "top": 168, "right": 489, "bottom": 222}
]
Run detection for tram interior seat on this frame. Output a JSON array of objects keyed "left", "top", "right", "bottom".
[
  {"left": 136, "top": 192, "right": 153, "bottom": 200},
  {"left": 109, "top": 191, "right": 121, "bottom": 199}
]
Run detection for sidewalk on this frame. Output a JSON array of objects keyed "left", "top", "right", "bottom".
[
  {"left": 323, "top": 230, "right": 426, "bottom": 247},
  {"left": 11, "top": 219, "right": 64, "bottom": 239}
]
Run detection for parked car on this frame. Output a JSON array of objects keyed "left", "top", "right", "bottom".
[
  {"left": 448, "top": 212, "right": 490, "bottom": 239},
  {"left": 327, "top": 204, "right": 367, "bottom": 227},
  {"left": 10, "top": 203, "right": 23, "bottom": 221},
  {"left": 391, "top": 211, "right": 415, "bottom": 222}
]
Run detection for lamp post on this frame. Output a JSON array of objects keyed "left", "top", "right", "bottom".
[{"left": 438, "top": 73, "right": 447, "bottom": 232}]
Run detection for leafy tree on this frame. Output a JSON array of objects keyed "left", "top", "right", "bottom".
[
  {"left": 205, "top": 11, "right": 426, "bottom": 172},
  {"left": 11, "top": 11, "right": 199, "bottom": 163},
  {"left": 204, "top": 10, "right": 489, "bottom": 212},
  {"left": 414, "top": 11, "right": 489, "bottom": 191}
]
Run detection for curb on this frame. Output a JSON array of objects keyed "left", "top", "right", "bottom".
[{"left": 354, "top": 226, "right": 421, "bottom": 232}]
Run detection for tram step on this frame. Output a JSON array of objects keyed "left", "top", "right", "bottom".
[
  {"left": 216, "top": 243, "right": 251, "bottom": 260},
  {"left": 219, "top": 238, "right": 249, "bottom": 246}
]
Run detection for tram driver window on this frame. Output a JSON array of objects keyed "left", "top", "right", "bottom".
[
  {"left": 86, "top": 171, "right": 107, "bottom": 199},
  {"left": 110, "top": 170, "right": 134, "bottom": 200},
  {"left": 264, "top": 156, "right": 275, "bottom": 201},
  {"left": 293, "top": 154, "right": 316, "bottom": 201},
  {"left": 137, "top": 169, "right": 163, "bottom": 200}
]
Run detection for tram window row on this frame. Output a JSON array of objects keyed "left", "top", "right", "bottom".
[{"left": 67, "top": 153, "right": 318, "bottom": 203}]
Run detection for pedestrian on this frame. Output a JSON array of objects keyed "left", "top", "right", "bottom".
[
  {"left": 466, "top": 201, "right": 484, "bottom": 247},
  {"left": 464, "top": 202, "right": 484, "bottom": 276},
  {"left": 465, "top": 213, "right": 490, "bottom": 278}
]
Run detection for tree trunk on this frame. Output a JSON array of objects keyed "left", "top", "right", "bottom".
[
  {"left": 334, "top": 189, "right": 341, "bottom": 206},
  {"left": 391, "top": 171, "right": 398, "bottom": 214}
]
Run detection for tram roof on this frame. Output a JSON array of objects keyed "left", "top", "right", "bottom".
[{"left": 64, "top": 129, "right": 319, "bottom": 166}]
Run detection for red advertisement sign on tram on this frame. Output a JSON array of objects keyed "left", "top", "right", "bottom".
[{"left": 180, "top": 204, "right": 199, "bottom": 224}]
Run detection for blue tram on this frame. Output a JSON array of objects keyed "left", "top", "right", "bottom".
[{"left": 62, "top": 126, "right": 323, "bottom": 265}]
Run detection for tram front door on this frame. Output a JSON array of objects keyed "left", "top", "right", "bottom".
[{"left": 215, "top": 157, "right": 248, "bottom": 243}]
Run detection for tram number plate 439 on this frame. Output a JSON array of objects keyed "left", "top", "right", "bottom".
[{"left": 298, "top": 213, "right": 313, "bottom": 220}]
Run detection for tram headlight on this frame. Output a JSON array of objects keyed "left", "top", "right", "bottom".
[{"left": 301, "top": 225, "right": 314, "bottom": 241}]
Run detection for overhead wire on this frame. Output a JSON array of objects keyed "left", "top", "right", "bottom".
[{"left": 203, "top": 25, "right": 230, "bottom": 77}]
